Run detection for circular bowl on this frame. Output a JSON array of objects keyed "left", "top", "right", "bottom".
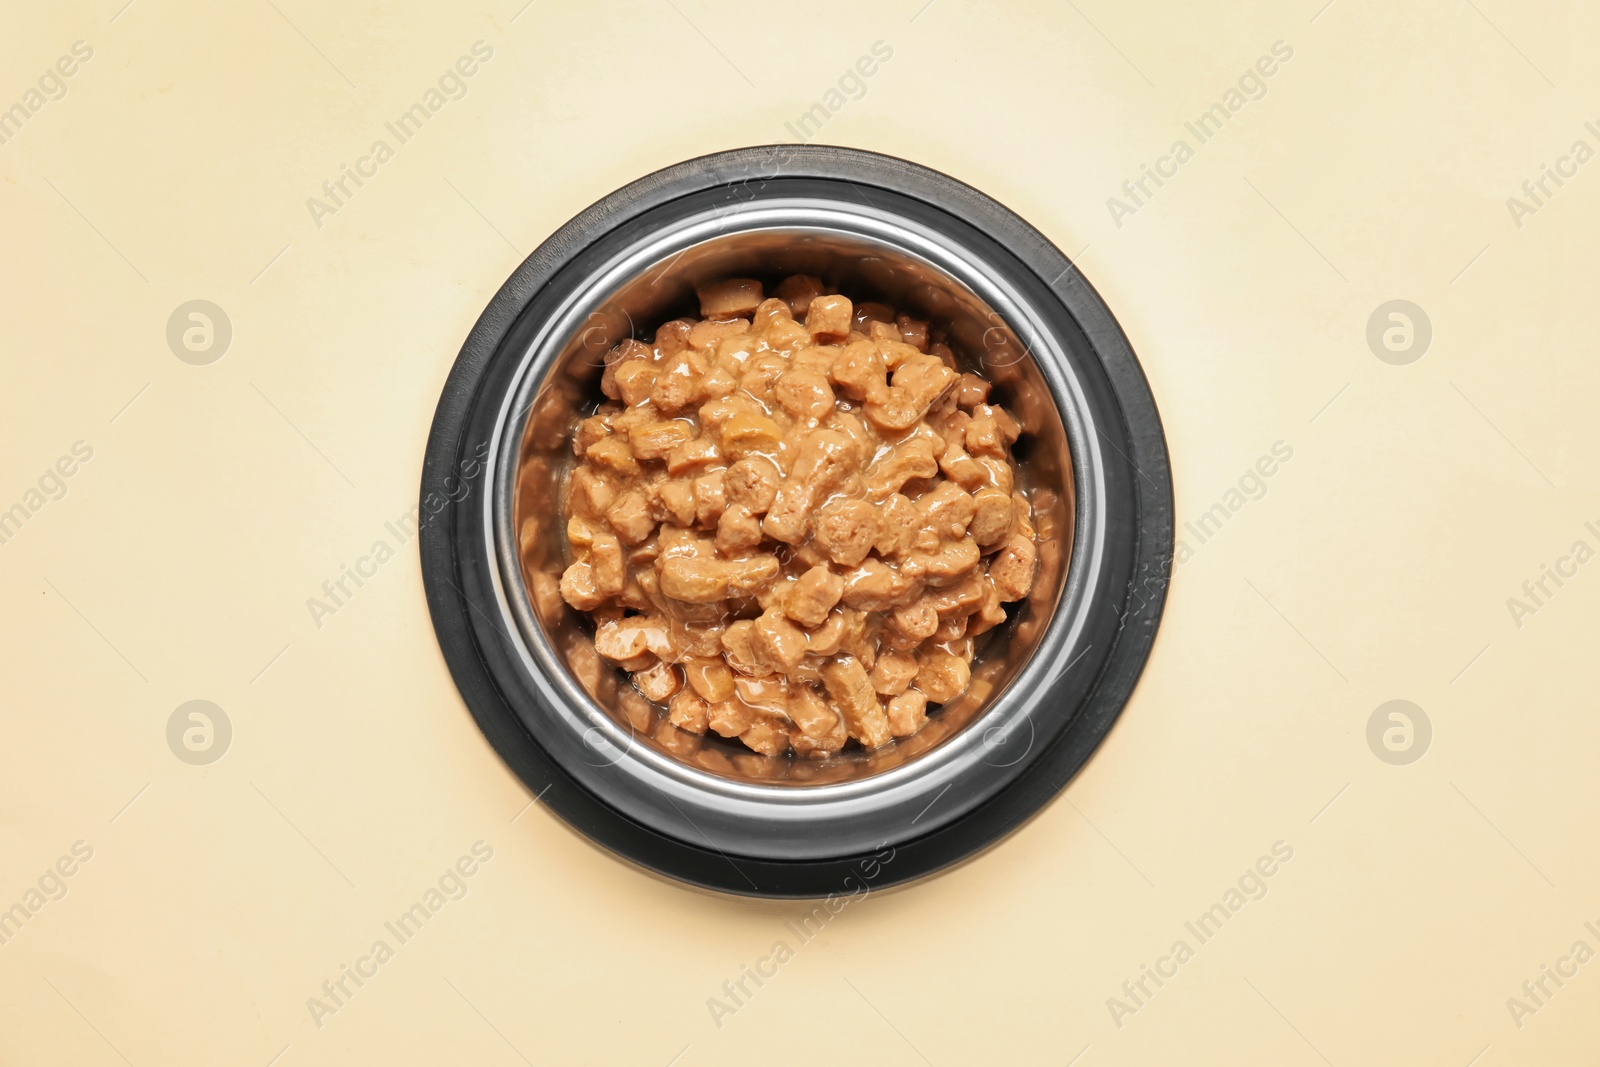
[{"left": 421, "top": 145, "right": 1172, "bottom": 897}]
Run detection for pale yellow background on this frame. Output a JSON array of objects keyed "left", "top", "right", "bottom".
[{"left": 2, "top": 0, "right": 1596, "bottom": 1063}]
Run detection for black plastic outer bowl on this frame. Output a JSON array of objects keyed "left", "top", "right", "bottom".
[{"left": 420, "top": 145, "right": 1172, "bottom": 898}]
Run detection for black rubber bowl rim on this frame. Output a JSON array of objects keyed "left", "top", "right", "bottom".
[{"left": 420, "top": 145, "right": 1172, "bottom": 898}]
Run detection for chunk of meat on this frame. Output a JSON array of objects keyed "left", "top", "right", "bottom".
[
  {"left": 567, "top": 466, "right": 615, "bottom": 520},
  {"left": 589, "top": 533, "right": 626, "bottom": 596},
  {"left": 788, "top": 684, "right": 846, "bottom": 755},
  {"left": 688, "top": 316, "right": 749, "bottom": 351},
  {"left": 937, "top": 438, "right": 986, "bottom": 491},
  {"left": 653, "top": 479, "right": 696, "bottom": 527},
  {"left": 784, "top": 564, "right": 844, "bottom": 628},
  {"left": 773, "top": 368, "right": 836, "bottom": 421},
  {"left": 820, "top": 656, "right": 892, "bottom": 749},
  {"left": 812, "top": 498, "right": 878, "bottom": 568},
  {"left": 965, "top": 413, "right": 1005, "bottom": 457},
  {"left": 890, "top": 597, "right": 939, "bottom": 641},
  {"left": 886, "top": 689, "right": 928, "bottom": 737},
  {"left": 753, "top": 607, "right": 808, "bottom": 671},
  {"left": 969, "top": 487, "right": 1014, "bottom": 546},
  {"left": 763, "top": 429, "right": 857, "bottom": 543},
  {"left": 989, "top": 534, "right": 1037, "bottom": 602},
  {"left": 975, "top": 454, "right": 1014, "bottom": 495},
  {"left": 738, "top": 354, "right": 788, "bottom": 404},
  {"left": 668, "top": 689, "right": 710, "bottom": 734},
  {"left": 839, "top": 559, "right": 920, "bottom": 612},
  {"left": 831, "top": 340, "right": 888, "bottom": 402},
  {"left": 915, "top": 481, "right": 977, "bottom": 541},
  {"left": 605, "top": 489, "right": 655, "bottom": 545},
  {"left": 733, "top": 674, "right": 790, "bottom": 717},
  {"left": 916, "top": 651, "right": 971, "bottom": 704},
  {"left": 869, "top": 650, "right": 919, "bottom": 697},
  {"left": 873, "top": 494, "right": 919, "bottom": 557},
  {"left": 574, "top": 415, "right": 611, "bottom": 455},
  {"left": 559, "top": 529, "right": 626, "bottom": 611},
  {"left": 692, "top": 471, "right": 726, "bottom": 526},
  {"left": 612, "top": 359, "right": 659, "bottom": 408},
  {"left": 953, "top": 373, "right": 990, "bottom": 409},
  {"left": 698, "top": 278, "right": 763, "bottom": 318},
  {"left": 654, "top": 319, "right": 692, "bottom": 356},
  {"left": 775, "top": 275, "right": 824, "bottom": 319},
  {"left": 740, "top": 715, "right": 794, "bottom": 756},
  {"left": 919, "top": 573, "right": 982, "bottom": 619},
  {"left": 634, "top": 661, "right": 682, "bottom": 703},
  {"left": 593, "top": 615, "right": 674, "bottom": 662},
  {"left": 967, "top": 578, "right": 1009, "bottom": 636},
  {"left": 659, "top": 554, "right": 780, "bottom": 603},
  {"left": 864, "top": 354, "right": 957, "bottom": 432},
  {"left": 707, "top": 699, "right": 756, "bottom": 738},
  {"left": 718, "top": 412, "right": 783, "bottom": 459},
  {"left": 721, "top": 621, "right": 770, "bottom": 676},
  {"left": 864, "top": 437, "right": 938, "bottom": 498},
  {"left": 649, "top": 351, "right": 709, "bottom": 415},
  {"left": 723, "top": 456, "right": 781, "bottom": 513},
  {"left": 805, "top": 294, "right": 853, "bottom": 343},
  {"left": 752, "top": 296, "right": 795, "bottom": 330},
  {"left": 715, "top": 504, "right": 764, "bottom": 554},
  {"left": 868, "top": 320, "right": 902, "bottom": 344},
  {"left": 665, "top": 436, "right": 722, "bottom": 475},
  {"left": 683, "top": 655, "right": 736, "bottom": 701},
  {"left": 905, "top": 537, "right": 981, "bottom": 583},
  {"left": 585, "top": 436, "right": 639, "bottom": 476},
  {"left": 896, "top": 314, "right": 929, "bottom": 352},
  {"left": 600, "top": 340, "right": 652, "bottom": 401},
  {"left": 559, "top": 560, "right": 606, "bottom": 611},
  {"left": 805, "top": 609, "right": 849, "bottom": 656}
]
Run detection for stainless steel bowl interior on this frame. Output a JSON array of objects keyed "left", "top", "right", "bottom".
[{"left": 501, "top": 217, "right": 1074, "bottom": 788}]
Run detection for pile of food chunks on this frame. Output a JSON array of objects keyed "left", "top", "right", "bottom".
[{"left": 556, "top": 275, "right": 1038, "bottom": 758}]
